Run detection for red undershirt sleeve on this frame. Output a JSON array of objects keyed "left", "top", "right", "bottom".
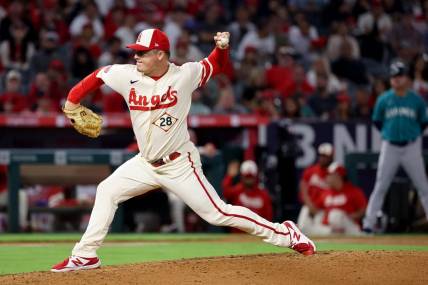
[
  {"left": 67, "top": 68, "right": 104, "bottom": 104},
  {"left": 198, "top": 47, "right": 230, "bottom": 87},
  {"left": 207, "top": 47, "right": 230, "bottom": 77}
]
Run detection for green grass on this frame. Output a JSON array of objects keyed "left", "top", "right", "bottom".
[
  {"left": 0, "top": 241, "right": 289, "bottom": 275},
  {"left": 1, "top": 233, "right": 428, "bottom": 275},
  {"left": 0, "top": 233, "right": 228, "bottom": 242}
]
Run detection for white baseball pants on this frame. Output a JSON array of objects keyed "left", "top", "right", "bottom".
[
  {"left": 72, "top": 149, "right": 292, "bottom": 257},
  {"left": 297, "top": 206, "right": 330, "bottom": 236},
  {"left": 298, "top": 206, "right": 361, "bottom": 236},
  {"left": 327, "top": 209, "right": 362, "bottom": 235}
]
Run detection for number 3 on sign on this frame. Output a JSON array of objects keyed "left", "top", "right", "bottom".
[{"left": 153, "top": 112, "right": 178, "bottom": 132}]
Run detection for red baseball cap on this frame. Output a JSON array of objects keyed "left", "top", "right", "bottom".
[
  {"left": 327, "top": 162, "right": 347, "bottom": 178},
  {"left": 127, "top": 28, "right": 170, "bottom": 52}
]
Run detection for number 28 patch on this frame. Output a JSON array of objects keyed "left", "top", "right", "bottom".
[{"left": 153, "top": 112, "right": 178, "bottom": 132}]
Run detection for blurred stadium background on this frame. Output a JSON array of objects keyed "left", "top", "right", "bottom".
[{"left": 1, "top": 0, "right": 428, "bottom": 238}]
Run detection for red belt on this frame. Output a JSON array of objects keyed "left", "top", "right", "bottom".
[{"left": 150, "top": 152, "right": 181, "bottom": 167}]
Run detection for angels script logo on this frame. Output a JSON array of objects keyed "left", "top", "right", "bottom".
[{"left": 128, "top": 86, "right": 178, "bottom": 111}]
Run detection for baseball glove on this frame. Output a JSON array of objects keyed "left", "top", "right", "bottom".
[{"left": 62, "top": 105, "right": 103, "bottom": 138}]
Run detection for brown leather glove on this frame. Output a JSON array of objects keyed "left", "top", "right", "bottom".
[{"left": 63, "top": 105, "right": 103, "bottom": 138}]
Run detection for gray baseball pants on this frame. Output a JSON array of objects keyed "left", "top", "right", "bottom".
[{"left": 363, "top": 137, "right": 428, "bottom": 229}]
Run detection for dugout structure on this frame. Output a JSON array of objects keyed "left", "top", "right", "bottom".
[
  {"left": 344, "top": 152, "right": 428, "bottom": 187},
  {"left": 345, "top": 152, "right": 379, "bottom": 186},
  {"left": 0, "top": 149, "right": 134, "bottom": 233}
]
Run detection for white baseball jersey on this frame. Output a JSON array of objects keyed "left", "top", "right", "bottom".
[
  {"left": 67, "top": 31, "right": 315, "bottom": 261},
  {"left": 96, "top": 59, "right": 213, "bottom": 161}
]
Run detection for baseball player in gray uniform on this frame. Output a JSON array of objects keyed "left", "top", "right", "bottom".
[{"left": 363, "top": 61, "right": 428, "bottom": 231}]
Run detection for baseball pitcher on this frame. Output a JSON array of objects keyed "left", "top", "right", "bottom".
[
  {"left": 51, "top": 29, "right": 315, "bottom": 272},
  {"left": 363, "top": 61, "right": 428, "bottom": 232}
]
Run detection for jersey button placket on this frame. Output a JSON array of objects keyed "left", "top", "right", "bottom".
[{"left": 145, "top": 81, "right": 158, "bottom": 157}]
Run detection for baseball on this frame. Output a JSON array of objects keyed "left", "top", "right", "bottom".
[{"left": 218, "top": 36, "right": 229, "bottom": 48}]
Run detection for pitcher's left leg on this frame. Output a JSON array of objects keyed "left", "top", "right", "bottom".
[{"left": 160, "top": 152, "right": 315, "bottom": 254}]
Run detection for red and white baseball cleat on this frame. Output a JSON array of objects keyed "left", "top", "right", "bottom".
[
  {"left": 283, "top": 220, "right": 316, "bottom": 256},
  {"left": 51, "top": 255, "right": 101, "bottom": 272}
]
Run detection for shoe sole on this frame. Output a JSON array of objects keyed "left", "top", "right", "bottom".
[
  {"left": 302, "top": 239, "right": 316, "bottom": 256},
  {"left": 301, "top": 248, "right": 315, "bottom": 256},
  {"left": 51, "top": 261, "right": 101, "bottom": 272}
]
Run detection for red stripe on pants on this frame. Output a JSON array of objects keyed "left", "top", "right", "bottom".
[{"left": 187, "top": 152, "right": 290, "bottom": 237}]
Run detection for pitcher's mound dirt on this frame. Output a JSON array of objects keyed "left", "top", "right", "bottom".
[{"left": 2, "top": 251, "right": 427, "bottom": 285}]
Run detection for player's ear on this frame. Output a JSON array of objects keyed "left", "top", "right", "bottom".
[
  {"left": 158, "top": 50, "right": 170, "bottom": 60},
  {"left": 156, "top": 51, "right": 163, "bottom": 60}
]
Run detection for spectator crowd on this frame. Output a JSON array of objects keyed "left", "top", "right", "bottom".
[
  {"left": 1, "top": 0, "right": 428, "bottom": 120},
  {"left": 4, "top": 0, "right": 428, "bottom": 234}
]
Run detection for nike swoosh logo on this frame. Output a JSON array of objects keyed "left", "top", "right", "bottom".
[{"left": 130, "top": 80, "right": 139, "bottom": 84}]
